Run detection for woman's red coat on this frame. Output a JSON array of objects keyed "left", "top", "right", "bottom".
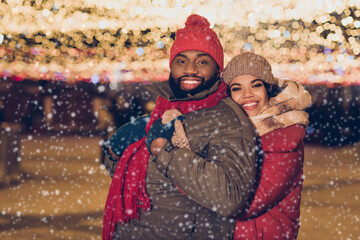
[{"left": 234, "top": 124, "right": 305, "bottom": 240}]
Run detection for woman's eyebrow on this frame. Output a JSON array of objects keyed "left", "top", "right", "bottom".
[
  {"left": 230, "top": 83, "right": 241, "bottom": 88},
  {"left": 251, "top": 79, "right": 263, "bottom": 83}
]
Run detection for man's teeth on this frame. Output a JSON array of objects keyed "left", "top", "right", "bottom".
[
  {"left": 243, "top": 102, "right": 257, "bottom": 107},
  {"left": 183, "top": 80, "right": 199, "bottom": 84}
]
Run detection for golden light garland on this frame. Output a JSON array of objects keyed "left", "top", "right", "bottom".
[{"left": 0, "top": 0, "right": 360, "bottom": 85}]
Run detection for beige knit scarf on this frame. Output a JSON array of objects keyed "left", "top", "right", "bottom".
[{"left": 250, "top": 79, "right": 311, "bottom": 136}]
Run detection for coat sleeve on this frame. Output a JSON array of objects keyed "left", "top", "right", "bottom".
[
  {"left": 235, "top": 204, "right": 297, "bottom": 240},
  {"left": 239, "top": 124, "right": 305, "bottom": 219},
  {"left": 103, "top": 115, "right": 149, "bottom": 177},
  {"left": 154, "top": 104, "right": 257, "bottom": 218}
]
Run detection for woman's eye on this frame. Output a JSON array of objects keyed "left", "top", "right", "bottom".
[
  {"left": 231, "top": 87, "right": 242, "bottom": 92},
  {"left": 176, "top": 60, "right": 186, "bottom": 64},
  {"left": 253, "top": 83, "right": 263, "bottom": 88}
]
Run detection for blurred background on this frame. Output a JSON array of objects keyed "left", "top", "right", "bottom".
[{"left": 0, "top": 0, "right": 359, "bottom": 239}]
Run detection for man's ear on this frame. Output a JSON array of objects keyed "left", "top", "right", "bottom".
[{"left": 217, "top": 67, "right": 221, "bottom": 78}]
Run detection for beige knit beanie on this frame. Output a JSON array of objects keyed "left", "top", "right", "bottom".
[{"left": 222, "top": 52, "right": 276, "bottom": 85}]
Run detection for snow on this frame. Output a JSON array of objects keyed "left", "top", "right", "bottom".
[{"left": 0, "top": 80, "right": 359, "bottom": 239}]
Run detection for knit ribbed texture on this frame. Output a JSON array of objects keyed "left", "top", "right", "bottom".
[
  {"left": 222, "top": 52, "right": 276, "bottom": 85},
  {"left": 169, "top": 14, "right": 224, "bottom": 71}
]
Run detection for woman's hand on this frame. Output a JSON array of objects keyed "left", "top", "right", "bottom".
[{"left": 150, "top": 137, "right": 169, "bottom": 156}]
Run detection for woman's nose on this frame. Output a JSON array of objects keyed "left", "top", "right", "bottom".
[{"left": 243, "top": 88, "right": 254, "bottom": 98}]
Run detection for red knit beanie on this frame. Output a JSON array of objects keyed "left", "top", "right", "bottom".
[{"left": 169, "top": 14, "right": 224, "bottom": 71}]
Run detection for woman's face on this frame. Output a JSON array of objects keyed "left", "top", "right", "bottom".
[{"left": 229, "top": 75, "right": 269, "bottom": 117}]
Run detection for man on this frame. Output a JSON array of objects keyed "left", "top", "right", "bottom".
[{"left": 103, "top": 14, "right": 257, "bottom": 240}]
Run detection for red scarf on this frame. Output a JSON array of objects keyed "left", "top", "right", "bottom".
[{"left": 102, "top": 81, "right": 227, "bottom": 240}]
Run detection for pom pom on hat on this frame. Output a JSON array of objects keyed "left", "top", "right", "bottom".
[
  {"left": 169, "top": 14, "right": 224, "bottom": 71},
  {"left": 185, "top": 14, "right": 210, "bottom": 28}
]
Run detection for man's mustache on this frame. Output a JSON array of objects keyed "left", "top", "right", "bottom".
[{"left": 178, "top": 75, "right": 204, "bottom": 81}]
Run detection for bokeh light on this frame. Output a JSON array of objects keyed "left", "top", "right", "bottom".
[{"left": 0, "top": 0, "right": 360, "bottom": 85}]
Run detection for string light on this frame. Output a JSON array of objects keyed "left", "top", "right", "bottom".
[{"left": 0, "top": 0, "right": 360, "bottom": 85}]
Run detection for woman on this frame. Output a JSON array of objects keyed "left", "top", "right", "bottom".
[{"left": 221, "top": 52, "right": 311, "bottom": 239}]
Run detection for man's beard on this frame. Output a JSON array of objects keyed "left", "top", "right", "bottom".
[{"left": 169, "top": 74, "right": 220, "bottom": 98}]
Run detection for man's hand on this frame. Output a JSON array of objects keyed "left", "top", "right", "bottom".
[
  {"left": 150, "top": 137, "right": 169, "bottom": 156},
  {"left": 145, "top": 116, "right": 185, "bottom": 155},
  {"left": 145, "top": 119, "right": 174, "bottom": 155}
]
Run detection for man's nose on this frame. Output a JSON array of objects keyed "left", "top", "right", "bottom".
[{"left": 184, "top": 63, "right": 199, "bottom": 75}]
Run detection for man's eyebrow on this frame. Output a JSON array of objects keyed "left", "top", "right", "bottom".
[
  {"left": 196, "top": 53, "right": 211, "bottom": 58},
  {"left": 175, "top": 53, "right": 187, "bottom": 58},
  {"left": 175, "top": 53, "right": 212, "bottom": 58}
]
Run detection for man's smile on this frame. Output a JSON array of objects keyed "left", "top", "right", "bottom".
[{"left": 180, "top": 78, "right": 202, "bottom": 90}]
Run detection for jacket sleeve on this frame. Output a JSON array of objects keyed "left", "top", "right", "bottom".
[
  {"left": 235, "top": 204, "right": 298, "bottom": 240},
  {"left": 239, "top": 124, "right": 305, "bottom": 219},
  {"left": 154, "top": 104, "right": 257, "bottom": 218},
  {"left": 103, "top": 115, "right": 149, "bottom": 177}
]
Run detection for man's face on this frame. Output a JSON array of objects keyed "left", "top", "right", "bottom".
[{"left": 170, "top": 50, "right": 220, "bottom": 97}]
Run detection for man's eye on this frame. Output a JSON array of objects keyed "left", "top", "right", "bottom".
[
  {"left": 177, "top": 60, "right": 186, "bottom": 64},
  {"left": 198, "top": 60, "right": 208, "bottom": 65}
]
